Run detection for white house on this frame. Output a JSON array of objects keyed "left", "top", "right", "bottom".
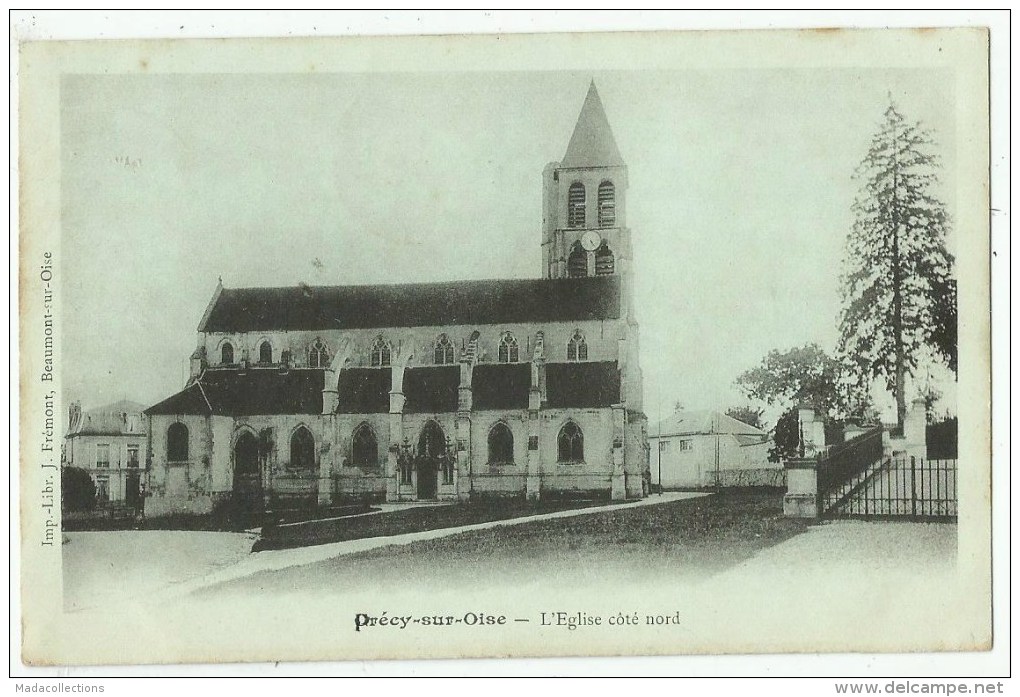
[{"left": 649, "top": 410, "right": 780, "bottom": 489}]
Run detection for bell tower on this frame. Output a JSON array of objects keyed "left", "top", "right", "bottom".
[{"left": 542, "top": 81, "right": 630, "bottom": 281}]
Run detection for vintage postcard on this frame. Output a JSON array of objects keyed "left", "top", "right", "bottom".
[{"left": 16, "top": 27, "right": 993, "bottom": 669}]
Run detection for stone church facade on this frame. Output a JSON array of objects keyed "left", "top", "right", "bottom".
[{"left": 144, "top": 83, "right": 649, "bottom": 515}]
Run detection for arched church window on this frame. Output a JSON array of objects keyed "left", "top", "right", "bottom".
[
  {"left": 557, "top": 421, "right": 584, "bottom": 463},
  {"left": 370, "top": 336, "right": 391, "bottom": 367},
  {"left": 488, "top": 422, "right": 514, "bottom": 465},
  {"left": 567, "top": 330, "right": 588, "bottom": 362},
  {"left": 290, "top": 426, "right": 315, "bottom": 470},
  {"left": 308, "top": 339, "right": 330, "bottom": 368},
  {"left": 434, "top": 334, "right": 455, "bottom": 365},
  {"left": 167, "top": 423, "right": 189, "bottom": 462},
  {"left": 598, "top": 181, "right": 616, "bottom": 227},
  {"left": 258, "top": 341, "right": 272, "bottom": 364},
  {"left": 498, "top": 332, "right": 519, "bottom": 364},
  {"left": 595, "top": 242, "right": 615, "bottom": 276},
  {"left": 220, "top": 342, "right": 234, "bottom": 364},
  {"left": 351, "top": 423, "right": 378, "bottom": 468},
  {"left": 567, "top": 182, "right": 586, "bottom": 228},
  {"left": 567, "top": 241, "right": 587, "bottom": 278}
]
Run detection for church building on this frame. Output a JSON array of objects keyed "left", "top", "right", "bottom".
[{"left": 144, "top": 82, "right": 649, "bottom": 516}]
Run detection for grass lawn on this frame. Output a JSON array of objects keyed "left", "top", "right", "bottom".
[
  {"left": 254, "top": 498, "right": 610, "bottom": 552},
  {"left": 208, "top": 490, "right": 811, "bottom": 595}
]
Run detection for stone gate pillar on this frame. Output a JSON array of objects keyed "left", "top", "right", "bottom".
[{"left": 784, "top": 458, "right": 820, "bottom": 518}]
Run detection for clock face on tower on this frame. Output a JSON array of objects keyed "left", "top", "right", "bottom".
[{"left": 580, "top": 230, "right": 602, "bottom": 252}]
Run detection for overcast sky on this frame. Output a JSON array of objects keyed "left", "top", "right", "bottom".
[{"left": 60, "top": 68, "right": 956, "bottom": 424}]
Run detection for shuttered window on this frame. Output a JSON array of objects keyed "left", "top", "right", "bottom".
[
  {"left": 567, "top": 183, "right": 586, "bottom": 228},
  {"left": 598, "top": 181, "right": 616, "bottom": 227}
]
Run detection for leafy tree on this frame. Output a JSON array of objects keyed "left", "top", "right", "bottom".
[
  {"left": 768, "top": 408, "right": 801, "bottom": 463},
  {"left": 726, "top": 406, "right": 764, "bottom": 430},
  {"left": 735, "top": 343, "right": 845, "bottom": 419},
  {"left": 837, "top": 102, "right": 955, "bottom": 429},
  {"left": 61, "top": 466, "right": 96, "bottom": 512}
]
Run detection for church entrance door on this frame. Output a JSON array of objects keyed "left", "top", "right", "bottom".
[
  {"left": 416, "top": 421, "right": 446, "bottom": 500},
  {"left": 232, "top": 432, "right": 263, "bottom": 517}
]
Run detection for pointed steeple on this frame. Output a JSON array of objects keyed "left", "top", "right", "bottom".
[{"left": 561, "top": 81, "right": 625, "bottom": 168}]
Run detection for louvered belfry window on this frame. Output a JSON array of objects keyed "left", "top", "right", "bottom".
[
  {"left": 598, "top": 181, "right": 616, "bottom": 227},
  {"left": 567, "top": 183, "right": 586, "bottom": 228},
  {"left": 595, "top": 242, "right": 615, "bottom": 276},
  {"left": 567, "top": 242, "right": 587, "bottom": 278}
]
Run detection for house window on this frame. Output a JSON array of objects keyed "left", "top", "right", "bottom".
[
  {"left": 488, "top": 422, "right": 514, "bottom": 464},
  {"left": 566, "top": 330, "right": 588, "bottom": 362},
  {"left": 567, "top": 241, "right": 587, "bottom": 278},
  {"left": 567, "top": 182, "right": 586, "bottom": 228},
  {"left": 258, "top": 341, "right": 273, "bottom": 364},
  {"left": 498, "top": 332, "right": 519, "bottom": 364},
  {"left": 290, "top": 426, "right": 315, "bottom": 470},
  {"left": 220, "top": 342, "right": 234, "bottom": 364},
  {"left": 351, "top": 424, "right": 378, "bottom": 468},
  {"left": 371, "top": 336, "right": 391, "bottom": 367},
  {"left": 308, "top": 339, "right": 330, "bottom": 368},
  {"left": 557, "top": 422, "right": 584, "bottom": 463},
  {"left": 167, "top": 423, "right": 189, "bottom": 462},
  {"left": 95, "top": 475, "right": 110, "bottom": 504},
  {"left": 678, "top": 439, "right": 693, "bottom": 452},
  {"left": 96, "top": 444, "right": 110, "bottom": 469},
  {"left": 598, "top": 180, "right": 616, "bottom": 227},
  {"left": 658, "top": 440, "right": 670, "bottom": 453},
  {"left": 127, "top": 445, "right": 140, "bottom": 468},
  {"left": 434, "top": 334, "right": 455, "bottom": 365},
  {"left": 595, "top": 242, "right": 615, "bottom": 276}
]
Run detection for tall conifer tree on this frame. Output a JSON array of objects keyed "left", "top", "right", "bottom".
[{"left": 837, "top": 103, "right": 956, "bottom": 428}]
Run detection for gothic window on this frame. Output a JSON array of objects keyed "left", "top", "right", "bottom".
[
  {"left": 308, "top": 339, "right": 330, "bottom": 368},
  {"left": 167, "top": 423, "right": 189, "bottom": 462},
  {"left": 220, "top": 342, "right": 234, "bottom": 364},
  {"left": 371, "top": 336, "right": 391, "bottom": 367},
  {"left": 434, "top": 334, "right": 455, "bottom": 365},
  {"left": 488, "top": 422, "right": 514, "bottom": 465},
  {"left": 598, "top": 180, "right": 616, "bottom": 227},
  {"left": 258, "top": 340, "right": 273, "bottom": 364},
  {"left": 567, "top": 241, "right": 587, "bottom": 278},
  {"left": 557, "top": 421, "right": 584, "bottom": 463},
  {"left": 351, "top": 423, "right": 379, "bottom": 468},
  {"left": 567, "top": 330, "right": 588, "bottom": 362},
  {"left": 567, "top": 182, "right": 586, "bottom": 228},
  {"left": 290, "top": 426, "right": 315, "bottom": 470},
  {"left": 498, "top": 332, "right": 519, "bottom": 364},
  {"left": 595, "top": 242, "right": 615, "bottom": 276}
]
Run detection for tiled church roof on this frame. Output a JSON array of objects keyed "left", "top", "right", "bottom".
[
  {"left": 145, "top": 369, "right": 324, "bottom": 416},
  {"left": 472, "top": 363, "right": 531, "bottom": 410},
  {"left": 146, "top": 360, "right": 623, "bottom": 417},
  {"left": 199, "top": 276, "right": 620, "bottom": 333},
  {"left": 337, "top": 367, "right": 391, "bottom": 414},
  {"left": 403, "top": 366, "right": 460, "bottom": 414},
  {"left": 545, "top": 362, "right": 621, "bottom": 408}
]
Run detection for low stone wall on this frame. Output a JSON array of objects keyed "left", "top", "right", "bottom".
[{"left": 716, "top": 468, "right": 786, "bottom": 488}]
